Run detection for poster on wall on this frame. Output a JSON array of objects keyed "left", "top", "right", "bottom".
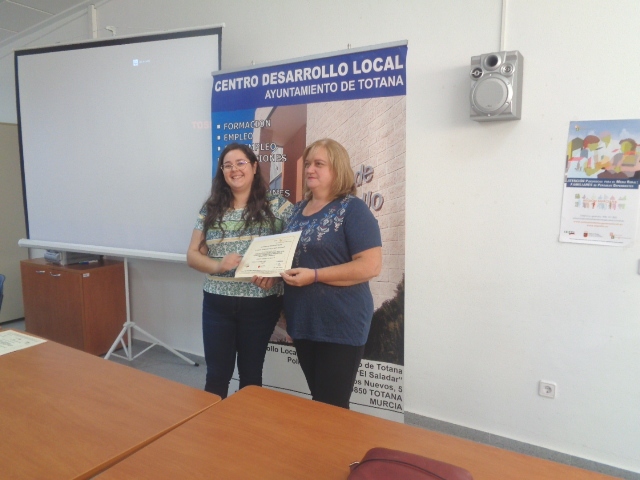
[
  {"left": 211, "top": 41, "right": 407, "bottom": 421},
  {"left": 559, "top": 119, "right": 640, "bottom": 246}
]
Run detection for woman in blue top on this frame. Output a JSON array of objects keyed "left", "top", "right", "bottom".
[
  {"left": 281, "top": 138, "right": 382, "bottom": 409},
  {"left": 187, "top": 143, "right": 292, "bottom": 398}
]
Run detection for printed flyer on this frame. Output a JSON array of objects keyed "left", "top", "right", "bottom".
[
  {"left": 560, "top": 119, "right": 640, "bottom": 246},
  {"left": 211, "top": 42, "right": 407, "bottom": 421}
]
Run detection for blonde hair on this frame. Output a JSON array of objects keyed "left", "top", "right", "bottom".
[{"left": 302, "top": 138, "right": 357, "bottom": 200}]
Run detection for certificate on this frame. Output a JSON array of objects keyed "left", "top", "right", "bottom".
[
  {"left": 0, "top": 330, "right": 46, "bottom": 356},
  {"left": 235, "top": 231, "right": 301, "bottom": 278}
]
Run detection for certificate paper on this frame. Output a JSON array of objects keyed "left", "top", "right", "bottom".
[
  {"left": 235, "top": 231, "right": 301, "bottom": 278},
  {"left": 0, "top": 330, "right": 46, "bottom": 356}
]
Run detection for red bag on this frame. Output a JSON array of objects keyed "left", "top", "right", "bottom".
[{"left": 348, "top": 447, "right": 474, "bottom": 480}]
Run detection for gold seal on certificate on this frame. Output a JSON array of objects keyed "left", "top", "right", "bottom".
[{"left": 234, "top": 231, "right": 302, "bottom": 278}]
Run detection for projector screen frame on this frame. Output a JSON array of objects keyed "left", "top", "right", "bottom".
[{"left": 14, "top": 25, "right": 223, "bottom": 260}]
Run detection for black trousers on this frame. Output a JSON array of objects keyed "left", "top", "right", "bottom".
[{"left": 293, "top": 339, "right": 365, "bottom": 409}]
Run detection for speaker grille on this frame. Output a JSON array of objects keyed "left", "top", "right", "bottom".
[{"left": 471, "top": 77, "right": 511, "bottom": 114}]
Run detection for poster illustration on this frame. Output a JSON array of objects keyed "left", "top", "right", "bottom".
[
  {"left": 211, "top": 42, "right": 407, "bottom": 421},
  {"left": 559, "top": 119, "right": 640, "bottom": 246}
]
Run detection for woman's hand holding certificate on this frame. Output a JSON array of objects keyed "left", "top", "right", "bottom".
[{"left": 235, "top": 231, "right": 301, "bottom": 277}]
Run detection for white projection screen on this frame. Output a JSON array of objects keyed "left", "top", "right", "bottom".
[{"left": 15, "top": 27, "right": 221, "bottom": 260}]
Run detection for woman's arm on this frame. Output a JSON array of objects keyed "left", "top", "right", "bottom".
[
  {"left": 186, "top": 229, "right": 241, "bottom": 274},
  {"left": 281, "top": 246, "right": 382, "bottom": 287}
]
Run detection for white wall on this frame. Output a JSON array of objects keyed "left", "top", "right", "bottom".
[
  {"left": 1, "top": 0, "right": 639, "bottom": 473},
  {"left": 0, "top": 123, "right": 29, "bottom": 322}
]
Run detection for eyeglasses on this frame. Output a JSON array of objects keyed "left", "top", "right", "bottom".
[{"left": 221, "top": 160, "right": 250, "bottom": 171}]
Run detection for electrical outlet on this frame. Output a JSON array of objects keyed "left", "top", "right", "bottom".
[{"left": 538, "top": 381, "right": 556, "bottom": 399}]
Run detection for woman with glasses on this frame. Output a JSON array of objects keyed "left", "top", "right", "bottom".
[
  {"left": 280, "top": 138, "right": 382, "bottom": 409},
  {"left": 187, "top": 142, "right": 292, "bottom": 398}
]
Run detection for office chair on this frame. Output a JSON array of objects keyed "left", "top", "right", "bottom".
[{"left": 0, "top": 273, "right": 5, "bottom": 313}]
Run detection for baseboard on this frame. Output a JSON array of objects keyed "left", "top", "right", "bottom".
[
  {"left": 0, "top": 317, "right": 25, "bottom": 325},
  {"left": 404, "top": 411, "right": 638, "bottom": 480}
]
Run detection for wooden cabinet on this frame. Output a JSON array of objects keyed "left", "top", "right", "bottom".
[{"left": 20, "top": 258, "right": 126, "bottom": 355}]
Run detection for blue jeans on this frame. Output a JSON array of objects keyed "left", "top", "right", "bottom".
[{"left": 202, "top": 291, "right": 281, "bottom": 398}]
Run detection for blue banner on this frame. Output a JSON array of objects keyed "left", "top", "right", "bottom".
[
  {"left": 209, "top": 44, "right": 407, "bottom": 420},
  {"left": 211, "top": 45, "right": 406, "bottom": 112}
]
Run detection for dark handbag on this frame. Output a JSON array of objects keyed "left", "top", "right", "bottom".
[{"left": 348, "top": 447, "right": 474, "bottom": 480}]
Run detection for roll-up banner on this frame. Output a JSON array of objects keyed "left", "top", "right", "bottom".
[{"left": 212, "top": 42, "right": 407, "bottom": 421}]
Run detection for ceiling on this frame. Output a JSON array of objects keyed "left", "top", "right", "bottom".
[{"left": 0, "top": 0, "right": 90, "bottom": 46}]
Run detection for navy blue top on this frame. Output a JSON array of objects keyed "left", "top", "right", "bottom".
[{"left": 283, "top": 195, "right": 382, "bottom": 346}]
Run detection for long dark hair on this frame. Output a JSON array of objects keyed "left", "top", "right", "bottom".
[{"left": 199, "top": 143, "right": 276, "bottom": 249}]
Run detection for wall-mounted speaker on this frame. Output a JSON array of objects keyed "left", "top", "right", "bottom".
[{"left": 470, "top": 50, "right": 523, "bottom": 122}]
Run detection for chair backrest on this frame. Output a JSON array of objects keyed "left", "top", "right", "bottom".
[{"left": 0, "top": 274, "right": 5, "bottom": 312}]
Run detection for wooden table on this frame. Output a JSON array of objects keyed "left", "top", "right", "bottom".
[
  {"left": 97, "top": 386, "right": 617, "bottom": 480},
  {"left": 0, "top": 331, "right": 219, "bottom": 480}
]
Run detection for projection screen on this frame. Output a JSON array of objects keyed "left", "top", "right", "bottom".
[{"left": 15, "top": 26, "right": 222, "bottom": 261}]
